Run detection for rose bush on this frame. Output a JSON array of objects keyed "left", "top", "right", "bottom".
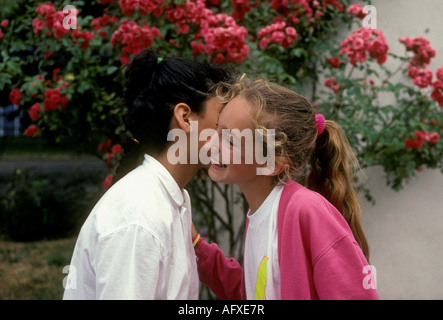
[
  {"left": 1, "top": 1, "right": 442, "bottom": 274},
  {"left": 319, "top": 21, "right": 443, "bottom": 191},
  {"left": 0, "top": 0, "right": 358, "bottom": 181}
]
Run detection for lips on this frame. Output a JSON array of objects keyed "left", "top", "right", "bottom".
[
  {"left": 210, "top": 156, "right": 227, "bottom": 170},
  {"left": 211, "top": 162, "right": 227, "bottom": 170}
]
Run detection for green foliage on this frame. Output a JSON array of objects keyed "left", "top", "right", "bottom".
[{"left": 0, "top": 168, "right": 104, "bottom": 241}]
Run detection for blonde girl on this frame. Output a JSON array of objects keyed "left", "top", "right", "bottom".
[{"left": 191, "top": 77, "right": 379, "bottom": 300}]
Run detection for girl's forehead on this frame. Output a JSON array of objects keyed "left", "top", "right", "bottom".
[{"left": 219, "top": 96, "right": 255, "bottom": 129}]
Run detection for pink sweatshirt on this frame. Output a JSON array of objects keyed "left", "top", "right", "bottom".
[{"left": 195, "top": 180, "right": 379, "bottom": 300}]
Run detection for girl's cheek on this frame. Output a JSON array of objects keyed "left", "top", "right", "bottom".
[{"left": 219, "top": 141, "right": 233, "bottom": 165}]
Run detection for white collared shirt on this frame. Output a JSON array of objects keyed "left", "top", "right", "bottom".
[{"left": 63, "top": 154, "right": 199, "bottom": 300}]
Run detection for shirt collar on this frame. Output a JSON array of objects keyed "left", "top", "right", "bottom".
[{"left": 142, "top": 154, "right": 185, "bottom": 208}]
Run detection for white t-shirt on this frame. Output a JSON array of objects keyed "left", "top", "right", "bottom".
[
  {"left": 244, "top": 183, "right": 284, "bottom": 300},
  {"left": 63, "top": 154, "right": 199, "bottom": 300}
]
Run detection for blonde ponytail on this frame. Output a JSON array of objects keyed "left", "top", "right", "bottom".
[{"left": 307, "top": 120, "right": 370, "bottom": 261}]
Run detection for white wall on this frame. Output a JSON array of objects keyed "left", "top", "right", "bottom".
[
  {"left": 356, "top": 0, "right": 443, "bottom": 299},
  {"left": 361, "top": 167, "right": 443, "bottom": 299}
]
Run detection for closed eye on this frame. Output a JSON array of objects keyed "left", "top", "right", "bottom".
[{"left": 225, "top": 133, "right": 235, "bottom": 147}]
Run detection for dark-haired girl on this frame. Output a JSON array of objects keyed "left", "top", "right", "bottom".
[{"left": 63, "top": 50, "right": 234, "bottom": 299}]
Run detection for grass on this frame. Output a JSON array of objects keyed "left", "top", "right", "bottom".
[
  {"left": 0, "top": 237, "right": 77, "bottom": 300},
  {"left": 0, "top": 137, "right": 97, "bottom": 300}
]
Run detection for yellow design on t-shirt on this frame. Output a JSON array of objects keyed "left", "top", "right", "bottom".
[{"left": 255, "top": 256, "right": 269, "bottom": 300}]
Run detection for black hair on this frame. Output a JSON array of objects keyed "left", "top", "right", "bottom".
[{"left": 115, "top": 50, "right": 234, "bottom": 181}]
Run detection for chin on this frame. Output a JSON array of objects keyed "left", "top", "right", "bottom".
[{"left": 208, "top": 167, "right": 223, "bottom": 183}]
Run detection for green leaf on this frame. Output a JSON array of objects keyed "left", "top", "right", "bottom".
[{"left": 107, "top": 66, "right": 118, "bottom": 75}]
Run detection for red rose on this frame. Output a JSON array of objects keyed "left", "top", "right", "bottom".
[
  {"left": 44, "top": 51, "right": 54, "bottom": 59},
  {"left": 71, "top": 30, "right": 94, "bottom": 49},
  {"left": 111, "top": 21, "right": 160, "bottom": 64},
  {"left": 25, "top": 124, "right": 39, "bottom": 137},
  {"left": 325, "top": 76, "right": 339, "bottom": 93},
  {"left": 435, "top": 67, "right": 443, "bottom": 81},
  {"left": 103, "top": 174, "right": 113, "bottom": 189},
  {"left": 43, "top": 88, "right": 68, "bottom": 111},
  {"left": 29, "top": 103, "right": 42, "bottom": 121},
  {"left": 347, "top": 4, "right": 367, "bottom": 20},
  {"left": 285, "top": 27, "right": 297, "bottom": 40},
  {"left": 431, "top": 80, "right": 443, "bottom": 107},
  {"left": 369, "top": 37, "right": 389, "bottom": 64},
  {"left": 425, "top": 132, "right": 439, "bottom": 144},
  {"left": 36, "top": 2, "right": 55, "bottom": 17},
  {"left": 98, "top": 139, "right": 112, "bottom": 153},
  {"left": 270, "top": 31, "right": 285, "bottom": 43},
  {"left": 399, "top": 36, "right": 436, "bottom": 68},
  {"left": 326, "top": 57, "right": 342, "bottom": 68},
  {"left": 105, "top": 153, "right": 113, "bottom": 168},
  {"left": 9, "top": 88, "right": 21, "bottom": 105},
  {"left": 340, "top": 27, "right": 389, "bottom": 66},
  {"left": 405, "top": 131, "right": 440, "bottom": 148},
  {"left": 410, "top": 68, "right": 433, "bottom": 88},
  {"left": 111, "top": 144, "right": 123, "bottom": 155},
  {"left": 32, "top": 18, "right": 45, "bottom": 35},
  {"left": 404, "top": 137, "right": 423, "bottom": 149},
  {"left": 257, "top": 21, "right": 296, "bottom": 51}
]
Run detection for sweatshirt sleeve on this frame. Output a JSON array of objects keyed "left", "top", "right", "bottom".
[
  {"left": 195, "top": 240, "right": 244, "bottom": 300},
  {"left": 313, "top": 235, "right": 379, "bottom": 300}
]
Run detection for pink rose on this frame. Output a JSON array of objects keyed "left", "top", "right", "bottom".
[
  {"left": 347, "top": 4, "right": 366, "bottom": 19},
  {"left": 425, "top": 132, "right": 439, "bottom": 144},
  {"left": 435, "top": 67, "right": 443, "bottom": 81}
]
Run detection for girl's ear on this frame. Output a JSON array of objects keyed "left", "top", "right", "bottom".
[{"left": 172, "top": 103, "right": 192, "bottom": 133}]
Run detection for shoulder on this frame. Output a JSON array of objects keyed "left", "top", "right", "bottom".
[
  {"left": 279, "top": 180, "right": 343, "bottom": 223},
  {"left": 277, "top": 181, "right": 355, "bottom": 254},
  {"left": 85, "top": 166, "right": 176, "bottom": 244}
]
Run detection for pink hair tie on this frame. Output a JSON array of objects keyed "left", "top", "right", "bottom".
[{"left": 315, "top": 114, "right": 325, "bottom": 136}]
